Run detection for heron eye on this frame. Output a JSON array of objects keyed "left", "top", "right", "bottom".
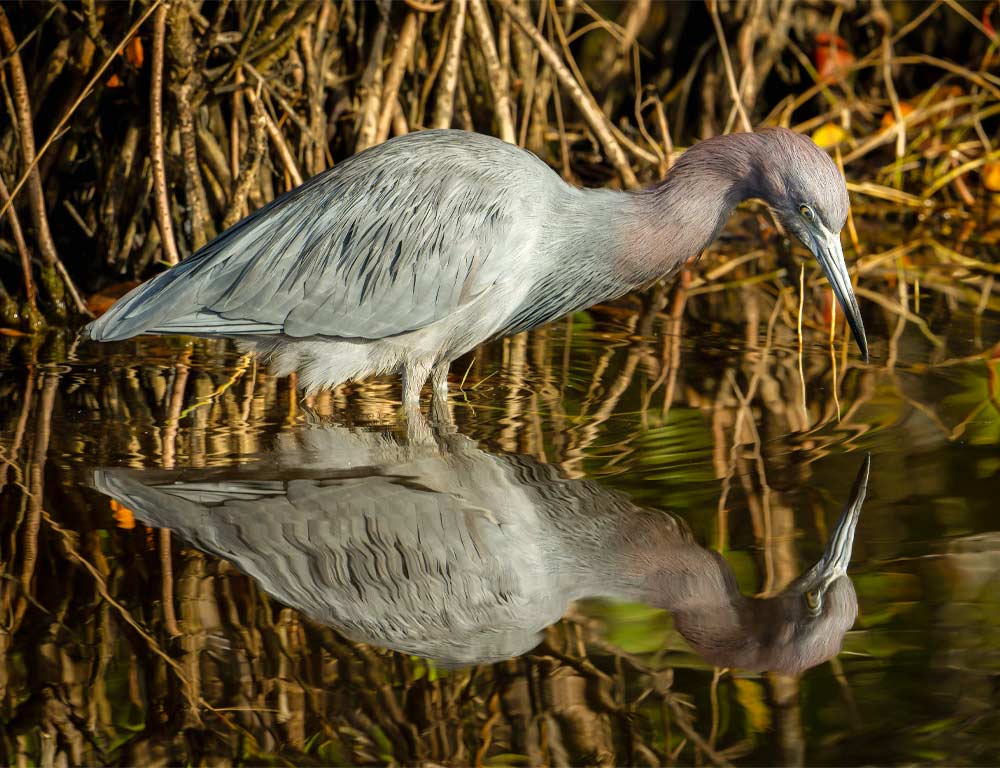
[
  {"left": 799, "top": 204, "right": 815, "bottom": 221},
  {"left": 805, "top": 590, "right": 822, "bottom": 614}
]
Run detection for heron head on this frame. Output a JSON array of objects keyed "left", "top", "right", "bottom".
[
  {"left": 712, "top": 455, "right": 869, "bottom": 675},
  {"left": 753, "top": 455, "right": 869, "bottom": 674},
  {"left": 756, "top": 128, "right": 868, "bottom": 362}
]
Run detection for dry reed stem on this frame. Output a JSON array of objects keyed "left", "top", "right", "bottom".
[
  {"left": 707, "top": 0, "right": 752, "bottom": 133},
  {"left": 551, "top": 73, "right": 572, "bottom": 178},
  {"left": 880, "top": 33, "right": 906, "bottom": 189},
  {"left": 854, "top": 286, "right": 942, "bottom": 348},
  {"left": 245, "top": 81, "right": 303, "bottom": 187},
  {"left": 355, "top": 6, "right": 389, "bottom": 150},
  {"left": 432, "top": 0, "right": 468, "bottom": 130},
  {"left": 797, "top": 263, "right": 808, "bottom": 425},
  {"left": 376, "top": 13, "right": 419, "bottom": 145},
  {"left": 151, "top": 2, "right": 180, "bottom": 266},
  {"left": 923, "top": 147, "right": 1000, "bottom": 197},
  {"left": 222, "top": 111, "right": 267, "bottom": 230},
  {"left": 405, "top": 0, "right": 447, "bottom": 12},
  {"left": 515, "top": 0, "right": 547, "bottom": 148},
  {"left": 469, "top": 0, "right": 516, "bottom": 144},
  {"left": 496, "top": 0, "right": 637, "bottom": 187},
  {"left": 0, "top": 3, "right": 160, "bottom": 312},
  {"left": 0, "top": 172, "right": 37, "bottom": 321},
  {"left": 51, "top": 256, "right": 91, "bottom": 318},
  {"left": 168, "top": 1, "right": 213, "bottom": 249},
  {"left": 0, "top": 6, "right": 60, "bottom": 270},
  {"left": 941, "top": 0, "right": 999, "bottom": 43}
]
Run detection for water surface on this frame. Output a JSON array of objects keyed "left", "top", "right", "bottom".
[{"left": 1, "top": 277, "right": 998, "bottom": 765}]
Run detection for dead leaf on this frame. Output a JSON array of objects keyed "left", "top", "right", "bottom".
[
  {"left": 87, "top": 280, "right": 139, "bottom": 316},
  {"left": 813, "top": 33, "right": 855, "bottom": 84}
]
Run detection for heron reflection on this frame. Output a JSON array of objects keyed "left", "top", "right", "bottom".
[{"left": 93, "top": 427, "right": 869, "bottom": 673}]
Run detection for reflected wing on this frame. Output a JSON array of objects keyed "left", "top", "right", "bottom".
[
  {"left": 91, "top": 457, "right": 555, "bottom": 664},
  {"left": 87, "top": 131, "right": 549, "bottom": 342}
]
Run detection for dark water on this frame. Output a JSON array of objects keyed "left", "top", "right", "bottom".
[{"left": 1, "top": 283, "right": 998, "bottom": 766}]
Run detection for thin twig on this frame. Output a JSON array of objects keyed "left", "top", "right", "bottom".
[
  {"left": 496, "top": 0, "right": 638, "bottom": 187},
  {"left": 707, "top": 0, "right": 752, "bottom": 133}
]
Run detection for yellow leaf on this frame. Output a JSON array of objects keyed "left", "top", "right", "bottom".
[{"left": 812, "top": 123, "right": 849, "bottom": 149}]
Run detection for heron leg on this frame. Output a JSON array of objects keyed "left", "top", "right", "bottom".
[
  {"left": 431, "top": 362, "right": 450, "bottom": 399},
  {"left": 401, "top": 361, "right": 430, "bottom": 407},
  {"left": 404, "top": 405, "right": 436, "bottom": 445}
]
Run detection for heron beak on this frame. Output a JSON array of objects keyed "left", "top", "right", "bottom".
[
  {"left": 810, "top": 454, "right": 870, "bottom": 595},
  {"left": 813, "top": 234, "right": 868, "bottom": 362}
]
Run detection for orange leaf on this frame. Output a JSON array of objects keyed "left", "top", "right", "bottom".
[
  {"left": 983, "top": 161, "right": 1000, "bottom": 192},
  {"left": 880, "top": 102, "right": 915, "bottom": 131},
  {"left": 110, "top": 499, "right": 136, "bottom": 529},
  {"left": 105, "top": 73, "right": 124, "bottom": 88},
  {"left": 0, "top": 327, "right": 30, "bottom": 337},
  {"left": 126, "top": 36, "right": 144, "bottom": 68}
]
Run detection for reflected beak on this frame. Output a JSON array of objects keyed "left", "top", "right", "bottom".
[
  {"left": 813, "top": 235, "right": 868, "bottom": 362},
  {"left": 812, "top": 454, "right": 870, "bottom": 593}
]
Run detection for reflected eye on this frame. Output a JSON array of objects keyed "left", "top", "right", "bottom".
[
  {"left": 805, "top": 589, "right": 822, "bottom": 614},
  {"left": 799, "top": 204, "right": 815, "bottom": 221}
]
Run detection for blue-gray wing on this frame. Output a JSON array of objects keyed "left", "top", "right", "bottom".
[{"left": 86, "top": 131, "right": 550, "bottom": 341}]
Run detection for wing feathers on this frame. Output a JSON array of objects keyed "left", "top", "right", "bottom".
[{"left": 87, "top": 131, "right": 552, "bottom": 343}]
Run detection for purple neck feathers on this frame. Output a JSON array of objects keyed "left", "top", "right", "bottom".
[{"left": 619, "top": 132, "right": 768, "bottom": 283}]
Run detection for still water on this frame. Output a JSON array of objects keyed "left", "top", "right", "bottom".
[{"left": 1, "top": 279, "right": 998, "bottom": 765}]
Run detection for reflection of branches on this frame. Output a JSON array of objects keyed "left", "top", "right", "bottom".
[{"left": 0, "top": 222, "right": 995, "bottom": 765}]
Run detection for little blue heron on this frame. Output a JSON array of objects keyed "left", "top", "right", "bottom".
[
  {"left": 86, "top": 128, "right": 868, "bottom": 405},
  {"left": 92, "top": 425, "right": 870, "bottom": 673}
]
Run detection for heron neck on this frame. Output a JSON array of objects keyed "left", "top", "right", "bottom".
[
  {"left": 619, "top": 132, "right": 766, "bottom": 284},
  {"left": 637, "top": 557, "right": 767, "bottom": 663}
]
